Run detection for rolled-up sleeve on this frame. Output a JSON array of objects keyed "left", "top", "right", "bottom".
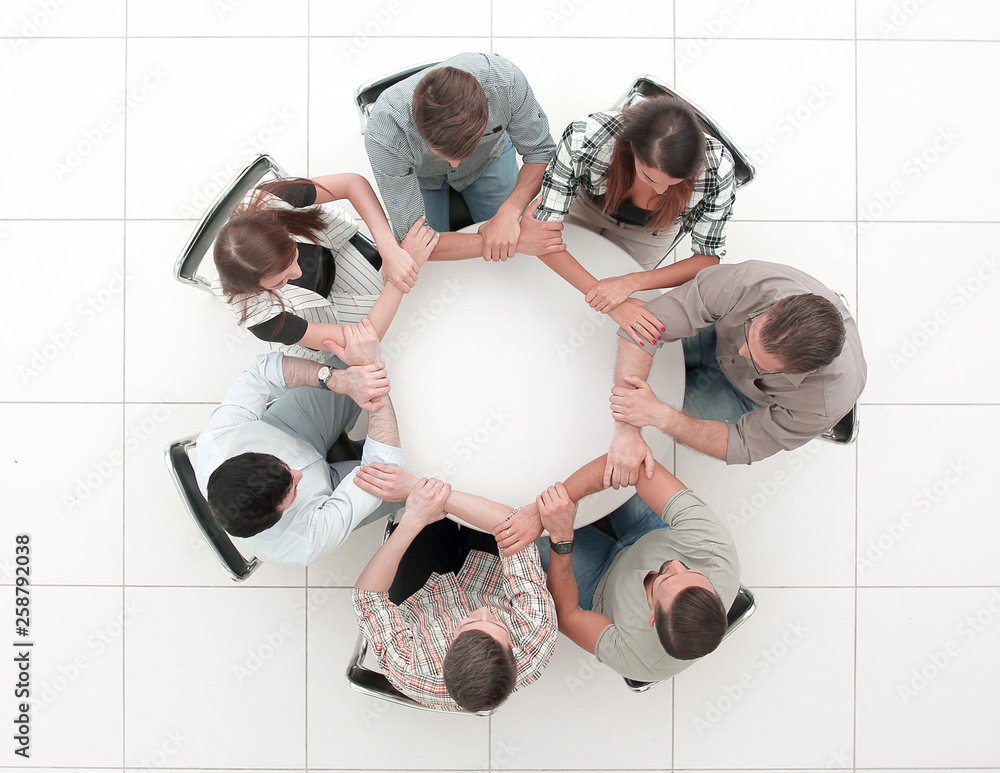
[
  {"left": 689, "top": 139, "right": 736, "bottom": 258},
  {"left": 535, "top": 120, "right": 587, "bottom": 222},
  {"left": 727, "top": 404, "right": 826, "bottom": 466},
  {"left": 499, "top": 57, "right": 555, "bottom": 165},
  {"left": 501, "top": 546, "right": 556, "bottom": 685},
  {"left": 353, "top": 589, "right": 415, "bottom": 680},
  {"left": 301, "top": 438, "right": 404, "bottom": 564},
  {"left": 365, "top": 129, "right": 426, "bottom": 237}
]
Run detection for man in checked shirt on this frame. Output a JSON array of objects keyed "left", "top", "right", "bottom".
[{"left": 352, "top": 468, "right": 555, "bottom": 712}]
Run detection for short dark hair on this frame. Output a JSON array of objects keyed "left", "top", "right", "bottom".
[
  {"left": 654, "top": 586, "right": 727, "bottom": 661},
  {"left": 206, "top": 452, "right": 292, "bottom": 538},
  {"left": 442, "top": 630, "right": 516, "bottom": 711},
  {"left": 759, "top": 293, "right": 846, "bottom": 374},
  {"left": 412, "top": 66, "right": 489, "bottom": 161}
]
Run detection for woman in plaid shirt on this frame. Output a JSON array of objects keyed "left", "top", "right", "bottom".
[{"left": 528, "top": 97, "right": 737, "bottom": 348}]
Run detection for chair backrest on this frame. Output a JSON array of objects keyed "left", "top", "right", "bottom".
[
  {"left": 611, "top": 74, "right": 756, "bottom": 189},
  {"left": 174, "top": 154, "right": 288, "bottom": 293},
  {"left": 819, "top": 292, "right": 860, "bottom": 445},
  {"left": 164, "top": 435, "right": 260, "bottom": 581},
  {"left": 624, "top": 583, "right": 757, "bottom": 692},
  {"left": 345, "top": 513, "right": 496, "bottom": 715},
  {"left": 353, "top": 59, "right": 443, "bottom": 135}
]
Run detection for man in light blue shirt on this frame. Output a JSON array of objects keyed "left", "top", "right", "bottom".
[{"left": 196, "top": 320, "right": 403, "bottom": 565}]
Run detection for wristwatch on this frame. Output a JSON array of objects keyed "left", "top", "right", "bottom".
[
  {"left": 550, "top": 539, "right": 574, "bottom": 555},
  {"left": 317, "top": 366, "right": 333, "bottom": 390}
]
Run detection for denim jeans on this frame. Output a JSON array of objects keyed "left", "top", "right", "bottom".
[
  {"left": 682, "top": 325, "right": 760, "bottom": 423},
  {"left": 537, "top": 494, "right": 668, "bottom": 611},
  {"left": 419, "top": 138, "right": 518, "bottom": 231}
]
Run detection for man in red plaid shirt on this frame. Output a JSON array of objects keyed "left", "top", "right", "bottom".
[{"left": 353, "top": 468, "right": 555, "bottom": 712}]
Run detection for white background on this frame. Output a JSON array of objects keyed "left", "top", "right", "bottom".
[{"left": 1, "top": 0, "right": 998, "bottom": 770}]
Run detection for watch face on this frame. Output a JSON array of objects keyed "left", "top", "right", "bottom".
[{"left": 552, "top": 540, "right": 574, "bottom": 554}]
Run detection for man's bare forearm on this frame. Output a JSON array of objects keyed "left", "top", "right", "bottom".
[
  {"left": 562, "top": 456, "right": 608, "bottom": 503},
  {"left": 354, "top": 519, "right": 420, "bottom": 592},
  {"left": 659, "top": 407, "right": 729, "bottom": 462},
  {"left": 444, "top": 489, "right": 513, "bottom": 532},
  {"left": 498, "top": 162, "right": 546, "bottom": 217},
  {"left": 367, "top": 394, "right": 400, "bottom": 447},
  {"left": 281, "top": 355, "right": 324, "bottom": 390}
]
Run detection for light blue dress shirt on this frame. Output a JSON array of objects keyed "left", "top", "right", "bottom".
[{"left": 196, "top": 353, "right": 403, "bottom": 565}]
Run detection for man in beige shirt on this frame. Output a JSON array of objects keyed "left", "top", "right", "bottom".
[{"left": 605, "top": 260, "right": 866, "bottom": 480}]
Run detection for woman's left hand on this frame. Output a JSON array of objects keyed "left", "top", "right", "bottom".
[{"left": 585, "top": 274, "right": 637, "bottom": 312}]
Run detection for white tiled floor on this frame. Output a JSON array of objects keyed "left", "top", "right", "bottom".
[{"left": 1, "top": 1, "right": 997, "bottom": 770}]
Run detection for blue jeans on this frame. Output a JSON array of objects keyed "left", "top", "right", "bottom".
[
  {"left": 682, "top": 325, "right": 760, "bottom": 423},
  {"left": 420, "top": 139, "right": 518, "bottom": 231},
  {"left": 537, "top": 494, "right": 668, "bottom": 611}
]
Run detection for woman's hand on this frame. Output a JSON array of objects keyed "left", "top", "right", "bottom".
[
  {"left": 386, "top": 216, "right": 438, "bottom": 291},
  {"left": 585, "top": 274, "right": 638, "bottom": 312},
  {"left": 607, "top": 298, "right": 664, "bottom": 347}
]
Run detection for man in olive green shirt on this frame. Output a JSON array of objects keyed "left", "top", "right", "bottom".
[{"left": 524, "top": 456, "right": 740, "bottom": 683}]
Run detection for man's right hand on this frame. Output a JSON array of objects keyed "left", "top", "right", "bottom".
[
  {"left": 537, "top": 483, "right": 577, "bottom": 544},
  {"left": 355, "top": 462, "right": 417, "bottom": 502},
  {"left": 399, "top": 478, "right": 451, "bottom": 531},
  {"left": 515, "top": 199, "right": 565, "bottom": 257},
  {"left": 330, "top": 363, "right": 390, "bottom": 412},
  {"left": 324, "top": 317, "right": 381, "bottom": 366},
  {"left": 604, "top": 424, "right": 654, "bottom": 489}
]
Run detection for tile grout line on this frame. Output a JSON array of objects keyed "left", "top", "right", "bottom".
[
  {"left": 121, "top": 7, "right": 130, "bottom": 769},
  {"left": 852, "top": 4, "right": 860, "bottom": 769}
]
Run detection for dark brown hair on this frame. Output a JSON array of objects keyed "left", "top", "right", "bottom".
[
  {"left": 759, "top": 294, "right": 846, "bottom": 374},
  {"left": 412, "top": 66, "right": 489, "bottom": 161},
  {"left": 603, "top": 96, "right": 705, "bottom": 232},
  {"left": 654, "top": 585, "right": 727, "bottom": 661},
  {"left": 442, "top": 629, "right": 516, "bottom": 712},
  {"left": 213, "top": 178, "right": 328, "bottom": 323}
]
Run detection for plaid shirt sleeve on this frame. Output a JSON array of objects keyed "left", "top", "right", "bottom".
[
  {"left": 535, "top": 113, "right": 620, "bottom": 222},
  {"left": 687, "top": 137, "right": 736, "bottom": 258},
  {"left": 499, "top": 546, "right": 557, "bottom": 686}
]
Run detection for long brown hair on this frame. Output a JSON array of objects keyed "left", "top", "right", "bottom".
[
  {"left": 602, "top": 97, "right": 706, "bottom": 232},
  {"left": 213, "top": 178, "right": 329, "bottom": 323}
]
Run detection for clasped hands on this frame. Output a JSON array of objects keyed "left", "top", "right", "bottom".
[
  {"left": 354, "top": 462, "right": 580, "bottom": 558},
  {"left": 322, "top": 318, "right": 389, "bottom": 412}
]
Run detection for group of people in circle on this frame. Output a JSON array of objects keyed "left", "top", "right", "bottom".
[{"left": 195, "top": 52, "right": 866, "bottom": 712}]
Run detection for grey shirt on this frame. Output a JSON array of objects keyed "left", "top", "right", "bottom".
[
  {"left": 619, "top": 260, "right": 867, "bottom": 465},
  {"left": 592, "top": 489, "right": 741, "bottom": 682},
  {"left": 364, "top": 52, "right": 556, "bottom": 235}
]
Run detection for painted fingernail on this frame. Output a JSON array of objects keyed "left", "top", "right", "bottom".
[
  {"left": 661, "top": 327, "right": 666, "bottom": 332},
  {"left": 639, "top": 341, "right": 644, "bottom": 346}
]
